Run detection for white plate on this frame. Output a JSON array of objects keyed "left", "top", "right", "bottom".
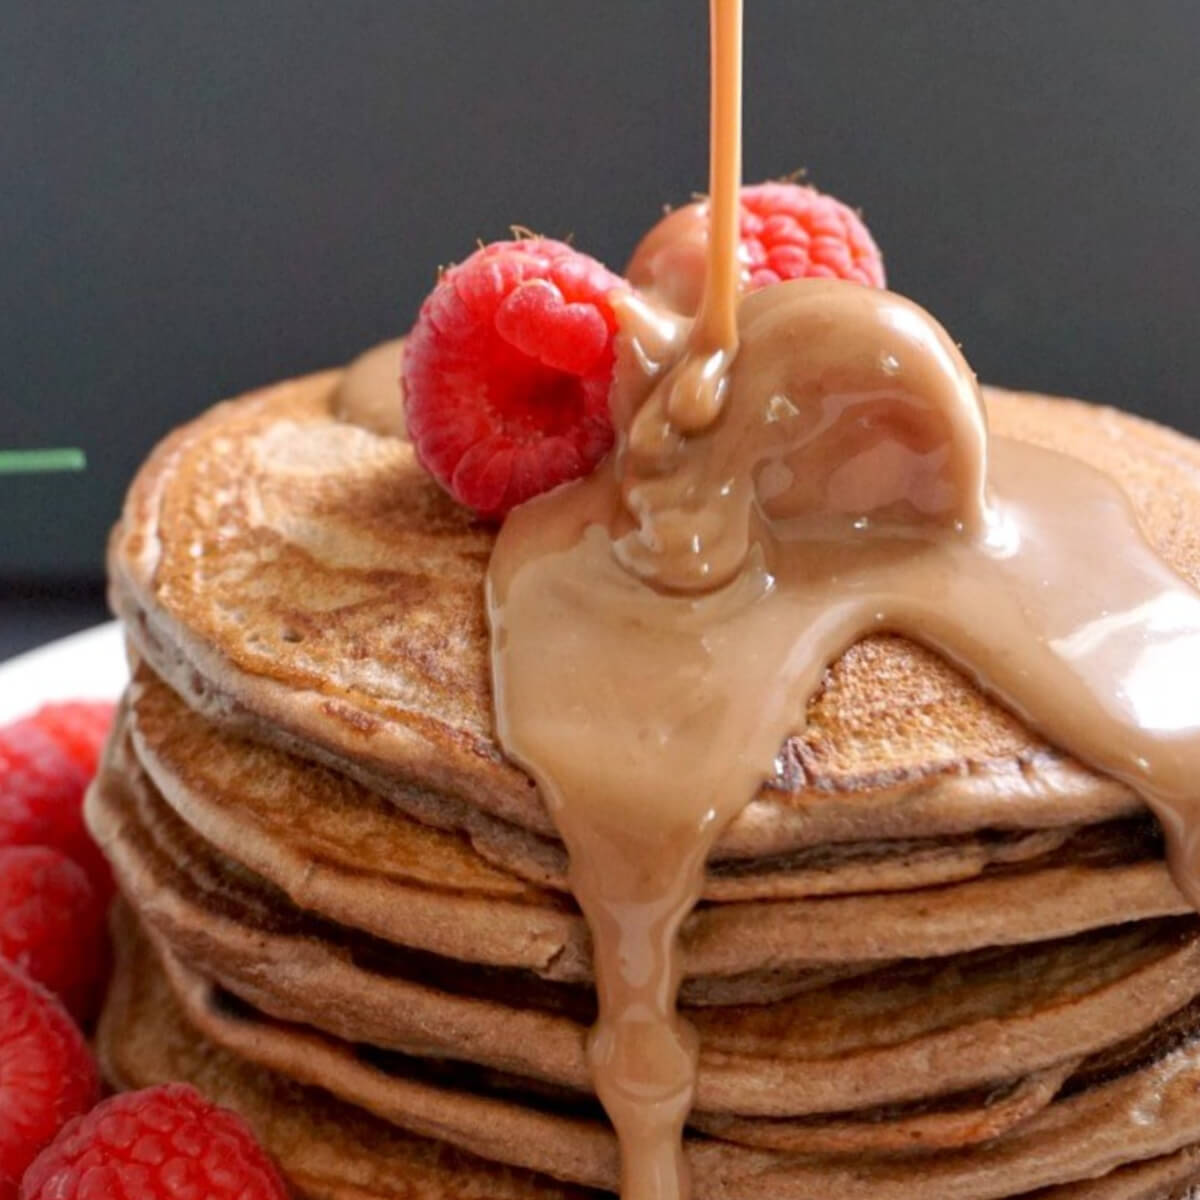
[{"left": 0, "top": 622, "right": 127, "bottom": 723}]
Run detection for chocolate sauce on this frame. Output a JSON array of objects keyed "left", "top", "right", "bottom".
[{"left": 488, "top": 3, "right": 1200, "bottom": 1199}]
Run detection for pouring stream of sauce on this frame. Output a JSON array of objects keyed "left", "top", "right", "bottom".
[{"left": 487, "top": 4, "right": 1200, "bottom": 1200}]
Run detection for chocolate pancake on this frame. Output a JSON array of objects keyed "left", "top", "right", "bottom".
[
  {"left": 458, "top": 810, "right": 1078, "bottom": 904},
  {"left": 1041, "top": 1155, "right": 1200, "bottom": 1200},
  {"left": 99, "top": 363, "right": 1200, "bottom": 1198},
  {"left": 91, "top": 718, "right": 1200, "bottom": 1121},
  {"left": 98, "top": 906, "right": 596, "bottom": 1200},
  {"left": 105, "top": 674, "right": 1191, "bottom": 989},
  {"left": 684, "top": 1066, "right": 1079, "bottom": 1155},
  {"left": 129, "top": 660, "right": 1080, "bottom": 905},
  {"left": 97, "top": 911, "right": 1200, "bottom": 1200},
  {"left": 114, "top": 906, "right": 1200, "bottom": 1200},
  {"left": 108, "top": 371, "right": 1200, "bottom": 865}
]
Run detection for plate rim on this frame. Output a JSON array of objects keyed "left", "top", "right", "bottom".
[{"left": 0, "top": 620, "right": 126, "bottom": 723}]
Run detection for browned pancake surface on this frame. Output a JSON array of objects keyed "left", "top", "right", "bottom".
[
  {"left": 109, "top": 375, "right": 1200, "bottom": 859},
  {"left": 97, "top": 912, "right": 1200, "bottom": 1200},
  {"left": 90, "top": 719, "right": 1200, "bottom": 1121},
  {"left": 110, "top": 906, "right": 1200, "bottom": 1200},
  {"left": 101, "top": 369, "right": 1200, "bottom": 1196},
  {"left": 128, "top": 660, "right": 1129, "bottom": 911},
  {"left": 92, "top": 703, "right": 1191, "bottom": 987},
  {"left": 99, "top": 907, "right": 598, "bottom": 1200}
]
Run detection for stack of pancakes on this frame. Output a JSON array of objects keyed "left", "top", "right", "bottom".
[{"left": 89, "top": 363, "right": 1200, "bottom": 1199}]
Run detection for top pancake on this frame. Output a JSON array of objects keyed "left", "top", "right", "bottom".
[{"left": 108, "top": 367, "right": 1200, "bottom": 859}]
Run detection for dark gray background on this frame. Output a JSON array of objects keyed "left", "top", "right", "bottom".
[{"left": 2, "top": 1, "right": 1199, "bottom": 653}]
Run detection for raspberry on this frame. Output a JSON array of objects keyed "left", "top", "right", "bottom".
[
  {"left": 0, "top": 847, "right": 107, "bottom": 1025},
  {"left": 28, "top": 703, "right": 115, "bottom": 779},
  {"left": 0, "top": 717, "right": 112, "bottom": 903},
  {"left": 628, "top": 181, "right": 885, "bottom": 310},
  {"left": 21, "top": 1084, "right": 290, "bottom": 1200},
  {"left": 738, "top": 181, "right": 884, "bottom": 289},
  {"left": 0, "top": 961, "right": 98, "bottom": 1199},
  {"left": 403, "top": 238, "right": 627, "bottom": 518}
]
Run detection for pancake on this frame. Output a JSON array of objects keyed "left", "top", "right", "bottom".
[
  {"left": 128, "top": 660, "right": 1083, "bottom": 904},
  {"left": 333, "top": 339, "right": 408, "bottom": 440},
  {"left": 102, "top": 677, "right": 1192, "bottom": 989},
  {"left": 95, "top": 725, "right": 880, "bottom": 1007},
  {"left": 463, "top": 808, "right": 1079, "bottom": 903},
  {"left": 91, "top": 715, "right": 1200, "bottom": 1121},
  {"left": 685, "top": 1065, "right": 1079, "bottom": 1154},
  {"left": 119, "top": 906, "right": 1200, "bottom": 1200},
  {"left": 1037, "top": 1153, "right": 1200, "bottom": 1200},
  {"left": 108, "top": 371, "right": 1200, "bottom": 864},
  {"left": 99, "top": 364, "right": 1200, "bottom": 1196},
  {"left": 102, "top": 906, "right": 1200, "bottom": 1200},
  {"left": 98, "top": 907, "right": 597, "bottom": 1200}
]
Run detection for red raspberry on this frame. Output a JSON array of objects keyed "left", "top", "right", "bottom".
[
  {"left": 628, "top": 181, "right": 884, "bottom": 311},
  {"left": 0, "top": 961, "right": 99, "bottom": 1199},
  {"left": 739, "top": 181, "right": 884, "bottom": 289},
  {"left": 0, "top": 718, "right": 112, "bottom": 903},
  {"left": 28, "top": 703, "right": 115, "bottom": 779},
  {"left": 403, "top": 238, "right": 627, "bottom": 518},
  {"left": 0, "top": 847, "right": 107, "bottom": 1025},
  {"left": 21, "top": 1083, "right": 290, "bottom": 1200}
]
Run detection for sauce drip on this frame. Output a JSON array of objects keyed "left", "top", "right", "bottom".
[{"left": 487, "top": 4, "right": 1200, "bottom": 1200}]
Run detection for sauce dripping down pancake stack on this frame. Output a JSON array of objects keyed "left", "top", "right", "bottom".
[{"left": 490, "top": 3, "right": 1200, "bottom": 1197}]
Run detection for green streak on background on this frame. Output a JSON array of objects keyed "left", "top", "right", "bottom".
[{"left": 0, "top": 449, "right": 87, "bottom": 475}]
